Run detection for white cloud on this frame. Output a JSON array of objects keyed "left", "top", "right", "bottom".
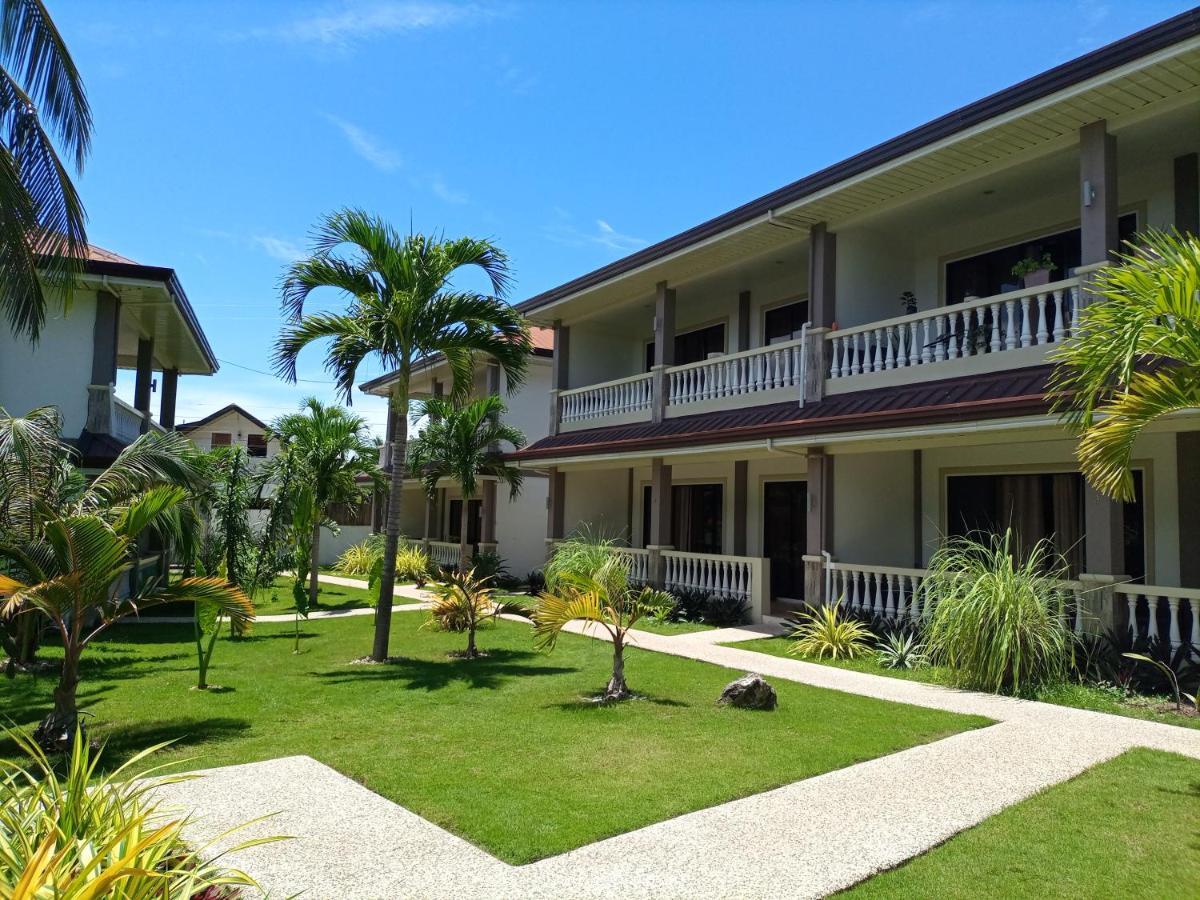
[
  {"left": 268, "top": 2, "right": 495, "bottom": 49},
  {"left": 252, "top": 235, "right": 306, "bottom": 262},
  {"left": 324, "top": 114, "right": 402, "bottom": 171},
  {"left": 544, "top": 210, "right": 646, "bottom": 253},
  {"left": 427, "top": 175, "right": 468, "bottom": 204}
]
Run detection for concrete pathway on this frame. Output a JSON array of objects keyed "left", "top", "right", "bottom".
[{"left": 152, "top": 604, "right": 1200, "bottom": 899}]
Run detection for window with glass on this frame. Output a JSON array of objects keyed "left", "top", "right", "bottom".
[
  {"left": 209, "top": 432, "right": 231, "bottom": 447},
  {"left": 763, "top": 300, "right": 809, "bottom": 345},
  {"left": 246, "top": 433, "right": 267, "bottom": 457},
  {"left": 644, "top": 323, "right": 726, "bottom": 372},
  {"left": 641, "top": 483, "right": 723, "bottom": 554}
]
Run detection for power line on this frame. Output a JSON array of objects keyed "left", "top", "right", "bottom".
[{"left": 217, "top": 357, "right": 336, "bottom": 384}]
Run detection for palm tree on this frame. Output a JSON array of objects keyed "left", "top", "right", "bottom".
[
  {"left": 426, "top": 568, "right": 525, "bottom": 659},
  {"left": 533, "top": 536, "right": 673, "bottom": 701},
  {"left": 0, "top": 0, "right": 92, "bottom": 341},
  {"left": 1051, "top": 230, "right": 1200, "bottom": 500},
  {"left": 269, "top": 397, "right": 382, "bottom": 609},
  {"left": 272, "top": 210, "right": 531, "bottom": 661},
  {"left": 406, "top": 395, "right": 525, "bottom": 571}
]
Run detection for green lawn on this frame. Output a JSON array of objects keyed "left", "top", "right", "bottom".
[
  {"left": 250, "top": 576, "right": 378, "bottom": 616},
  {"left": 632, "top": 618, "right": 715, "bottom": 635},
  {"left": 2, "top": 614, "right": 986, "bottom": 864},
  {"left": 726, "top": 635, "right": 1200, "bottom": 730},
  {"left": 840, "top": 748, "right": 1200, "bottom": 898}
]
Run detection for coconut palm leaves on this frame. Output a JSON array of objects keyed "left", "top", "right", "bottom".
[
  {"left": 0, "top": 0, "right": 91, "bottom": 341},
  {"left": 407, "top": 395, "right": 525, "bottom": 570},
  {"left": 426, "top": 568, "right": 525, "bottom": 659},
  {"left": 1050, "top": 229, "right": 1200, "bottom": 500},
  {"left": 534, "top": 539, "right": 673, "bottom": 701},
  {"left": 271, "top": 209, "right": 531, "bottom": 661}
]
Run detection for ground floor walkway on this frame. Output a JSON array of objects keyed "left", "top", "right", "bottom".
[{"left": 153, "top": 578, "right": 1200, "bottom": 899}]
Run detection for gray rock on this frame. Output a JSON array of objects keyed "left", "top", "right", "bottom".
[{"left": 718, "top": 672, "right": 777, "bottom": 710}]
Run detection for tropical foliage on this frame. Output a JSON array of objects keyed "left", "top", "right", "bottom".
[
  {"left": 0, "top": 728, "right": 275, "bottom": 898},
  {"left": 426, "top": 568, "right": 524, "bottom": 658},
  {"left": 922, "top": 530, "right": 1075, "bottom": 694},
  {"left": 1051, "top": 229, "right": 1200, "bottom": 500},
  {"left": 272, "top": 209, "right": 531, "bottom": 661},
  {"left": 407, "top": 394, "right": 525, "bottom": 570},
  {"left": 336, "top": 539, "right": 377, "bottom": 577},
  {"left": 876, "top": 630, "right": 929, "bottom": 670},
  {"left": 0, "top": 0, "right": 92, "bottom": 342},
  {"left": 788, "top": 601, "right": 875, "bottom": 660},
  {"left": 535, "top": 535, "right": 673, "bottom": 701}
]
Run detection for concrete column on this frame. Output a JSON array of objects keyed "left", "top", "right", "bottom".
[
  {"left": 736, "top": 291, "right": 752, "bottom": 352},
  {"left": 479, "top": 479, "right": 498, "bottom": 552},
  {"left": 90, "top": 292, "right": 119, "bottom": 385},
  {"left": 133, "top": 337, "right": 154, "bottom": 434},
  {"left": 804, "top": 448, "right": 834, "bottom": 603},
  {"left": 1175, "top": 152, "right": 1199, "bottom": 236},
  {"left": 651, "top": 282, "right": 675, "bottom": 423},
  {"left": 549, "top": 320, "right": 568, "bottom": 436},
  {"left": 545, "top": 467, "right": 565, "bottom": 559},
  {"left": 807, "top": 223, "right": 836, "bottom": 328},
  {"left": 647, "top": 457, "right": 673, "bottom": 585},
  {"left": 1084, "top": 483, "right": 1124, "bottom": 578},
  {"left": 1177, "top": 432, "right": 1200, "bottom": 586},
  {"left": 732, "top": 460, "right": 748, "bottom": 556},
  {"left": 1079, "top": 120, "right": 1118, "bottom": 265},
  {"left": 159, "top": 368, "right": 178, "bottom": 430}
]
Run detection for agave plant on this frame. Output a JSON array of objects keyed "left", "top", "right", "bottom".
[
  {"left": 535, "top": 539, "right": 673, "bottom": 701},
  {"left": 876, "top": 630, "right": 929, "bottom": 670},
  {"left": 0, "top": 728, "right": 280, "bottom": 899},
  {"left": 788, "top": 600, "right": 875, "bottom": 660},
  {"left": 425, "top": 568, "right": 525, "bottom": 659}
]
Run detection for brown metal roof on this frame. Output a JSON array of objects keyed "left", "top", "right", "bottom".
[{"left": 514, "top": 366, "right": 1055, "bottom": 460}]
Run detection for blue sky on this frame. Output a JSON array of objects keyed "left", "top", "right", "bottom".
[{"left": 55, "top": 0, "right": 1194, "bottom": 436}]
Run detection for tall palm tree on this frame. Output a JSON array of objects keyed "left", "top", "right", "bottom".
[
  {"left": 0, "top": 0, "right": 92, "bottom": 340},
  {"left": 269, "top": 397, "right": 382, "bottom": 608},
  {"left": 272, "top": 210, "right": 531, "bottom": 661},
  {"left": 1051, "top": 229, "right": 1200, "bottom": 500},
  {"left": 406, "top": 394, "right": 525, "bottom": 571}
]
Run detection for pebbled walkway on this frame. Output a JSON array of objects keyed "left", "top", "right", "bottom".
[{"left": 153, "top": 605, "right": 1200, "bottom": 899}]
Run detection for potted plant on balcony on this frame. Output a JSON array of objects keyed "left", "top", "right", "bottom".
[
  {"left": 899, "top": 291, "right": 918, "bottom": 315},
  {"left": 1011, "top": 252, "right": 1057, "bottom": 288}
]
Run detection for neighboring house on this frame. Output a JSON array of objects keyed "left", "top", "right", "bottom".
[
  {"left": 178, "top": 402, "right": 378, "bottom": 567},
  {"left": 0, "top": 244, "right": 218, "bottom": 467},
  {"left": 359, "top": 327, "right": 554, "bottom": 578},
  {"left": 510, "top": 10, "right": 1200, "bottom": 647}
]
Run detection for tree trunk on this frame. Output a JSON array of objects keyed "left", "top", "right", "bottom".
[
  {"left": 16, "top": 615, "right": 38, "bottom": 665},
  {"left": 309, "top": 520, "right": 321, "bottom": 609},
  {"left": 604, "top": 636, "right": 631, "bottom": 701},
  {"left": 373, "top": 382, "right": 409, "bottom": 662},
  {"left": 459, "top": 492, "right": 471, "bottom": 573},
  {"left": 466, "top": 618, "right": 477, "bottom": 659},
  {"left": 34, "top": 646, "right": 81, "bottom": 751}
]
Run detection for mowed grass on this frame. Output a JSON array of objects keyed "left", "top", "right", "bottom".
[
  {"left": 840, "top": 748, "right": 1200, "bottom": 899},
  {"left": 251, "top": 576, "right": 381, "bottom": 616},
  {"left": 1, "top": 615, "right": 986, "bottom": 864},
  {"left": 728, "top": 635, "right": 1200, "bottom": 730}
]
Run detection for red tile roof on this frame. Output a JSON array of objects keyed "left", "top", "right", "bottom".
[
  {"left": 514, "top": 366, "right": 1056, "bottom": 460},
  {"left": 85, "top": 244, "right": 139, "bottom": 265}
]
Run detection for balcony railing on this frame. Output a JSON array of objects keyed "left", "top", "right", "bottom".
[
  {"left": 667, "top": 337, "right": 805, "bottom": 408},
  {"left": 1117, "top": 583, "right": 1200, "bottom": 651},
  {"left": 559, "top": 372, "right": 652, "bottom": 425},
  {"left": 826, "top": 276, "right": 1081, "bottom": 386},
  {"left": 662, "top": 550, "right": 765, "bottom": 615}
]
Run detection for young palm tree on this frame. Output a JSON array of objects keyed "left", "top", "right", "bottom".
[
  {"left": 270, "top": 397, "right": 382, "bottom": 609},
  {"left": 272, "top": 210, "right": 531, "bottom": 661},
  {"left": 0, "top": 0, "right": 92, "bottom": 341},
  {"left": 534, "top": 539, "right": 673, "bottom": 701},
  {"left": 426, "top": 568, "right": 525, "bottom": 659},
  {"left": 1051, "top": 229, "right": 1200, "bottom": 500},
  {"left": 406, "top": 395, "right": 525, "bottom": 571}
]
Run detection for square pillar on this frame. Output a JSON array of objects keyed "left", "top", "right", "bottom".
[
  {"left": 647, "top": 457, "right": 673, "bottom": 585},
  {"left": 479, "top": 478, "right": 498, "bottom": 552},
  {"left": 1175, "top": 152, "right": 1199, "bottom": 236},
  {"left": 159, "top": 368, "right": 178, "bottom": 430},
  {"left": 805, "top": 448, "right": 834, "bottom": 603},
  {"left": 133, "top": 337, "right": 154, "bottom": 434},
  {"left": 1079, "top": 120, "right": 1118, "bottom": 265},
  {"left": 652, "top": 282, "right": 675, "bottom": 423},
  {"left": 549, "top": 321, "right": 568, "bottom": 436},
  {"left": 807, "top": 223, "right": 836, "bottom": 328},
  {"left": 545, "top": 467, "right": 565, "bottom": 560},
  {"left": 90, "top": 292, "right": 119, "bottom": 385}
]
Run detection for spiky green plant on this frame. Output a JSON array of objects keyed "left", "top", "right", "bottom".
[
  {"left": 1050, "top": 229, "right": 1200, "bottom": 500},
  {"left": 0, "top": 728, "right": 280, "bottom": 898},
  {"left": 788, "top": 601, "right": 875, "bottom": 660},
  {"left": 336, "top": 539, "right": 377, "bottom": 577},
  {"left": 923, "top": 530, "right": 1075, "bottom": 694},
  {"left": 876, "top": 630, "right": 929, "bottom": 670},
  {"left": 425, "top": 568, "right": 525, "bottom": 659}
]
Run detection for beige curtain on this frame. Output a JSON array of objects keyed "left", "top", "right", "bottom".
[
  {"left": 673, "top": 486, "right": 694, "bottom": 552},
  {"left": 1051, "top": 473, "right": 1083, "bottom": 576}
]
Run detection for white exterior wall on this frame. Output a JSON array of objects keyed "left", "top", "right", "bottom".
[
  {"left": 319, "top": 525, "right": 374, "bottom": 567},
  {"left": 832, "top": 450, "right": 917, "bottom": 568},
  {"left": 563, "top": 468, "right": 631, "bottom": 542},
  {"left": 495, "top": 476, "right": 550, "bottom": 577},
  {"left": 180, "top": 409, "right": 279, "bottom": 456},
  {"left": 0, "top": 291, "right": 96, "bottom": 435}
]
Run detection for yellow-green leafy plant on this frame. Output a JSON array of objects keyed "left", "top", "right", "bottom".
[
  {"left": 395, "top": 545, "right": 431, "bottom": 587},
  {"left": 0, "top": 728, "right": 281, "bottom": 899},
  {"left": 425, "top": 568, "right": 525, "bottom": 658},
  {"left": 336, "top": 539, "right": 377, "bottom": 577},
  {"left": 788, "top": 601, "right": 875, "bottom": 660}
]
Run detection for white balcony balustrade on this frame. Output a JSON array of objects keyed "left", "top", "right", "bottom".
[
  {"left": 559, "top": 373, "right": 653, "bottom": 426},
  {"left": 427, "top": 540, "right": 461, "bottom": 570},
  {"left": 667, "top": 338, "right": 805, "bottom": 407},
  {"left": 826, "top": 277, "right": 1081, "bottom": 386},
  {"left": 1117, "top": 584, "right": 1200, "bottom": 651},
  {"left": 662, "top": 550, "right": 766, "bottom": 618}
]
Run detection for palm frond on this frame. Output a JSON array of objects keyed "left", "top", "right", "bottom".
[{"left": 532, "top": 588, "right": 611, "bottom": 650}]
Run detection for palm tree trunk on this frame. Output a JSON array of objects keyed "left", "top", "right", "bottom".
[
  {"left": 467, "top": 616, "right": 478, "bottom": 659},
  {"left": 604, "top": 635, "right": 631, "bottom": 701},
  {"left": 34, "top": 644, "right": 81, "bottom": 750},
  {"left": 373, "top": 383, "right": 409, "bottom": 662},
  {"left": 459, "top": 492, "right": 471, "bottom": 572},
  {"left": 309, "top": 520, "right": 321, "bottom": 609}
]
